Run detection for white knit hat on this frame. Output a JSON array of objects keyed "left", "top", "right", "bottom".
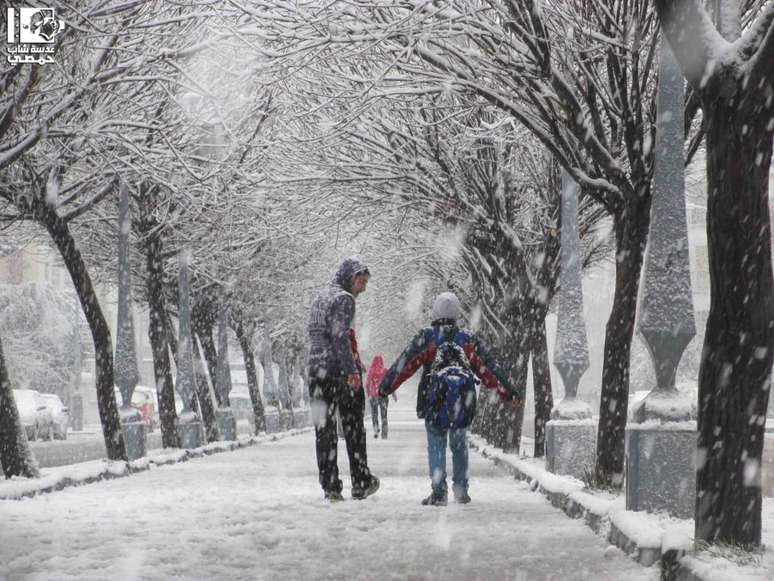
[{"left": 431, "top": 292, "right": 462, "bottom": 321}]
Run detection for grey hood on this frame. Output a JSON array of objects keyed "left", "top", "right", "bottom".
[{"left": 332, "top": 256, "right": 369, "bottom": 293}]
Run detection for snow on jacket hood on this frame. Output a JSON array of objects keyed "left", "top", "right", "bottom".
[{"left": 332, "top": 257, "right": 369, "bottom": 293}]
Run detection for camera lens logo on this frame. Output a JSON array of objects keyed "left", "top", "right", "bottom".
[
  {"left": 19, "top": 8, "right": 64, "bottom": 43},
  {"left": 6, "top": 7, "right": 65, "bottom": 65}
]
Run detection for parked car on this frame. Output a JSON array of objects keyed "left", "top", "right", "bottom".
[
  {"left": 40, "top": 393, "right": 70, "bottom": 440},
  {"left": 132, "top": 386, "right": 158, "bottom": 431},
  {"left": 12, "top": 389, "right": 54, "bottom": 441},
  {"left": 114, "top": 386, "right": 157, "bottom": 431}
]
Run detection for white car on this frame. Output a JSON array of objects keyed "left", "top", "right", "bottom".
[
  {"left": 12, "top": 389, "right": 54, "bottom": 441},
  {"left": 40, "top": 393, "right": 70, "bottom": 440}
]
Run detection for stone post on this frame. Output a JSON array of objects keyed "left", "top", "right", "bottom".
[
  {"left": 215, "top": 299, "right": 236, "bottom": 440},
  {"left": 545, "top": 171, "right": 595, "bottom": 479},
  {"left": 176, "top": 249, "right": 203, "bottom": 448},
  {"left": 70, "top": 291, "right": 83, "bottom": 431},
  {"left": 115, "top": 182, "right": 145, "bottom": 460},
  {"left": 625, "top": 40, "right": 697, "bottom": 519},
  {"left": 259, "top": 326, "right": 281, "bottom": 433},
  {"left": 277, "top": 350, "right": 295, "bottom": 429}
]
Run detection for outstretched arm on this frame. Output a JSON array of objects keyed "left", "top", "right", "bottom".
[
  {"left": 465, "top": 337, "right": 521, "bottom": 404},
  {"left": 378, "top": 330, "right": 435, "bottom": 397}
]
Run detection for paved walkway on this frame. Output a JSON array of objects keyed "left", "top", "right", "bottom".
[{"left": 0, "top": 405, "right": 656, "bottom": 580}]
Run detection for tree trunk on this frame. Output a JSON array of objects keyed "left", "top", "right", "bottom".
[
  {"left": 481, "top": 390, "right": 499, "bottom": 443},
  {"left": 165, "top": 312, "right": 216, "bottom": 440},
  {"left": 144, "top": 232, "right": 179, "bottom": 448},
  {"left": 494, "top": 335, "right": 528, "bottom": 452},
  {"left": 474, "top": 325, "right": 500, "bottom": 442},
  {"left": 0, "top": 334, "right": 39, "bottom": 478},
  {"left": 32, "top": 200, "right": 126, "bottom": 461},
  {"left": 236, "top": 322, "right": 266, "bottom": 434},
  {"left": 694, "top": 94, "right": 774, "bottom": 548},
  {"left": 531, "top": 318, "right": 553, "bottom": 458},
  {"left": 192, "top": 337, "right": 220, "bottom": 442},
  {"left": 276, "top": 349, "right": 295, "bottom": 428},
  {"left": 470, "top": 389, "right": 485, "bottom": 435},
  {"left": 197, "top": 322, "right": 220, "bottom": 407},
  {"left": 595, "top": 202, "right": 649, "bottom": 487}
]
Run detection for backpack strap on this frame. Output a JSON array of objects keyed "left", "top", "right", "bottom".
[{"left": 431, "top": 325, "right": 473, "bottom": 372}]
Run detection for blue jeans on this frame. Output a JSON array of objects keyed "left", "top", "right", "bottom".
[{"left": 425, "top": 422, "right": 468, "bottom": 497}]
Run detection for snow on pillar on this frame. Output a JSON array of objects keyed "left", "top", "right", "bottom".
[
  {"left": 625, "top": 40, "right": 697, "bottom": 519},
  {"left": 545, "top": 171, "right": 595, "bottom": 477},
  {"left": 633, "top": 39, "right": 696, "bottom": 420},
  {"left": 115, "top": 181, "right": 145, "bottom": 459},
  {"left": 552, "top": 171, "right": 591, "bottom": 412},
  {"left": 175, "top": 249, "right": 203, "bottom": 448}
]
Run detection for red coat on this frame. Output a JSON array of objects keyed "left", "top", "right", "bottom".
[
  {"left": 348, "top": 328, "right": 364, "bottom": 377},
  {"left": 366, "top": 355, "right": 390, "bottom": 399}
]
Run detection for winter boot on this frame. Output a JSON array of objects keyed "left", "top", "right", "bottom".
[
  {"left": 352, "top": 475, "right": 380, "bottom": 500},
  {"left": 421, "top": 491, "right": 448, "bottom": 506},
  {"left": 453, "top": 483, "right": 471, "bottom": 504},
  {"left": 324, "top": 490, "right": 344, "bottom": 502}
]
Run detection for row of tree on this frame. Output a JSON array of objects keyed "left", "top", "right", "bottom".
[
  {"left": 0, "top": 0, "right": 771, "bottom": 550},
  {"left": 222, "top": 0, "right": 774, "bottom": 549},
  {"left": 0, "top": 2, "right": 315, "bottom": 475}
]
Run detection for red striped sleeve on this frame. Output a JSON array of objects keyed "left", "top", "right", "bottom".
[
  {"left": 464, "top": 344, "right": 509, "bottom": 400},
  {"left": 390, "top": 345, "right": 437, "bottom": 392}
]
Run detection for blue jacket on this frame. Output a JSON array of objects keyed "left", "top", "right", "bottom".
[{"left": 378, "top": 319, "right": 520, "bottom": 418}]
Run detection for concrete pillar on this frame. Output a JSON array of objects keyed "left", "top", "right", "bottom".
[
  {"left": 215, "top": 299, "right": 236, "bottom": 440},
  {"left": 625, "top": 40, "right": 697, "bottom": 518},
  {"left": 546, "top": 170, "right": 595, "bottom": 479},
  {"left": 115, "top": 181, "right": 145, "bottom": 459},
  {"left": 175, "top": 250, "right": 203, "bottom": 448}
]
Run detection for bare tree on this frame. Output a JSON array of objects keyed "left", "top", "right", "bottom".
[{"left": 656, "top": 0, "right": 774, "bottom": 549}]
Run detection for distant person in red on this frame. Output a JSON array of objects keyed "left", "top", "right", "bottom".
[{"left": 365, "top": 355, "right": 395, "bottom": 439}]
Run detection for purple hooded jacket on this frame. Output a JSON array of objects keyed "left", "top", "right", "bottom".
[{"left": 307, "top": 257, "right": 369, "bottom": 381}]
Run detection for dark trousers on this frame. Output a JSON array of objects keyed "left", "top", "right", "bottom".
[
  {"left": 369, "top": 396, "right": 389, "bottom": 437},
  {"left": 310, "top": 377, "right": 371, "bottom": 493}
]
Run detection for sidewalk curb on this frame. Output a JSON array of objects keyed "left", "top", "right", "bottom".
[
  {"left": 0, "top": 428, "right": 312, "bottom": 501},
  {"left": 470, "top": 437, "right": 705, "bottom": 580}
]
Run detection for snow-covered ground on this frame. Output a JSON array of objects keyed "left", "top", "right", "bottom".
[{"left": 0, "top": 402, "right": 656, "bottom": 580}]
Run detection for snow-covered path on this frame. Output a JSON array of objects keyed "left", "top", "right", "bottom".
[{"left": 1, "top": 407, "right": 656, "bottom": 580}]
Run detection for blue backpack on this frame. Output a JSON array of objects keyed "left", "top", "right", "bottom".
[{"left": 425, "top": 328, "right": 478, "bottom": 429}]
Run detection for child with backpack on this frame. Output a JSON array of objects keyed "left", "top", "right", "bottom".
[{"left": 378, "top": 292, "right": 521, "bottom": 505}]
